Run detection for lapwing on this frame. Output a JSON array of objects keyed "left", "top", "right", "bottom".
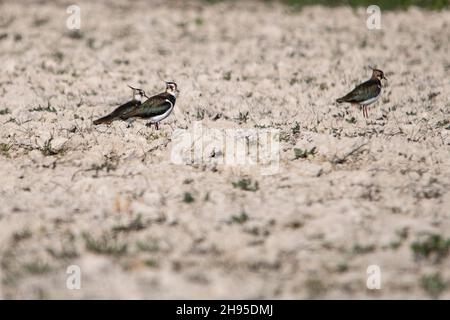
[
  {"left": 93, "top": 85, "right": 147, "bottom": 125},
  {"left": 336, "top": 67, "right": 387, "bottom": 118},
  {"left": 93, "top": 82, "right": 179, "bottom": 129}
]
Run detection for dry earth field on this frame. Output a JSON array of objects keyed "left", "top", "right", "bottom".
[{"left": 0, "top": 0, "right": 449, "bottom": 299}]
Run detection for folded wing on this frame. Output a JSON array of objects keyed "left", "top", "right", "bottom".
[{"left": 337, "top": 79, "right": 381, "bottom": 104}]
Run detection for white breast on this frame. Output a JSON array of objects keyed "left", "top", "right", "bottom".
[
  {"left": 361, "top": 86, "right": 382, "bottom": 106},
  {"left": 150, "top": 99, "right": 174, "bottom": 123}
]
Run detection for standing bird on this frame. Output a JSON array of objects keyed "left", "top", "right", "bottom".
[
  {"left": 93, "top": 81, "right": 179, "bottom": 130},
  {"left": 336, "top": 68, "right": 387, "bottom": 118},
  {"left": 93, "top": 85, "right": 147, "bottom": 125}
]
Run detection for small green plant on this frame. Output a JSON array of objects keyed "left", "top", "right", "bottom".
[
  {"left": 232, "top": 178, "right": 259, "bottom": 192},
  {"left": 136, "top": 239, "right": 160, "bottom": 252},
  {"left": 230, "top": 211, "right": 249, "bottom": 224},
  {"left": 279, "top": 131, "right": 291, "bottom": 142},
  {"left": 112, "top": 215, "right": 146, "bottom": 233},
  {"left": 196, "top": 108, "right": 205, "bottom": 120},
  {"left": 411, "top": 234, "right": 450, "bottom": 263},
  {"left": 0, "top": 108, "right": 10, "bottom": 115},
  {"left": 223, "top": 71, "right": 232, "bottom": 81},
  {"left": 345, "top": 117, "right": 357, "bottom": 124},
  {"left": 291, "top": 122, "right": 301, "bottom": 135},
  {"left": 0, "top": 143, "right": 11, "bottom": 157},
  {"left": 352, "top": 244, "right": 376, "bottom": 254},
  {"left": 183, "top": 192, "right": 195, "bottom": 203},
  {"left": 23, "top": 261, "right": 51, "bottom": 275},
  {"left": 293, "top": 147, "right": 316, "bottom": 160},
  {"left": 336, "top": 263, "right": 348, "bottom": 273},
  {"left": 29, "top": 102, "right": 57, "bottom": 113},
  {"left": 40, "top": 138, "right": 63, "bottom": 156},
  {"left": 144, "top": 259, "right": 158, "bottom": 268},
  {"left": 12, "top": 228, "right": 32, "bottom": 242},
  {"left": 83, "top": 232, "right": 127, "bottom": 256},
  {"left": 421, "top": 273, "right": 446, "bottom": 298},
  {"left": 46, "top": 244, "right": 78, "bottom": 259},
  {"left": 194, "top": 17, "right": 204, "bottom": 26},
  {"left": 237, "top": 111, "right": 249, "bottom": 123},
  {"left": 67, "top": 30, "right": 83, "bottom": 39},
  {"left": 436, "top": 119, "right": 449, "bottom": 129},
  {"left": 90, "top": 155, "right": 119, "bottom": 175},
  {"left": 52, "top": 51, "right": 64, "bottom": 62}
]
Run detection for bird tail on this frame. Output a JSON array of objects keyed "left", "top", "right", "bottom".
[
  {"left": 336, "top": 97, "right": 345, "bottom": 103},
  {"left": 93, "top": 114, "right": 117, "bottom": 125}
]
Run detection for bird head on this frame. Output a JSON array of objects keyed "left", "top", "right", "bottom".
[
  {"left": 128, "top": 85, "right": 148, "bottom": 101},
  {"left": 369, "top": 67, "right": 387, "bottom": 81},
  {"left": 165, "top": 81, "right": 179, "bottom": 97}
]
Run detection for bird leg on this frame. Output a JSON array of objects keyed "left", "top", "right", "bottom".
[
  {"left": 362, "top": 105, "right": 368, "bottom": 118},
  {"left": 146, "top": 122, "right": 160, "bottom": 130}
]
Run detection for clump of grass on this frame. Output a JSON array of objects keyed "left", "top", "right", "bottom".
[
  {"left": 411, "top": 234, "right": 450, "bottom": 263},
  {"left": 52, "top": 51, "right": 64, "bottom": 62},
  {"left": 183, "top": 192, "right": 195, "bottom": 203},
  {"left": 12, "top": 228, "right": 32, "bottom": 242},
  {"left": 196, "top": 108, "right": 205, "bottom": 120},
  {"left": 336, "top": 263, "right": 349, "bottom": 273},
  {"left": 389, "top": 228, "right": 409, "bottom": 249},
  {"left": 232, "top": 178, "right": 259, "bottom": 192},
  {"left": 436, "top": 119, "right": 449, "bottom": 130},
  {"left": 345, "top": 117, "right": 357, "bottom": 124},
  {"left": 421, "top": 273, "right": 447, "bottom": 298},
  {"left": 90, "top": 155, "right": 119, "bottom": 175},
  {"left": 223, "top": 71, "right": 232, "bottom": 81},
  {"left": 112, "top": 215, "right": 146, "bottom": 233},
  {"left": 194, "top": 17, "right": 204, "bottom": 26},
  {"left": 136, "top": 239, "right": 160, "bottom": 252},
  {"left": 230, "top": 211, "right": 249, "bottom": 224},
  {"left": 83, "top": 232, "right": 127, "bottom": 256},
  {"left": 279, "top": 131, "right": 291, "bottom": 142},
  {"left": 0, "top": 143, "right": 11, "bottom": 157},
  {"left": 67, "top": 30, "right": 83, "bottom": 39},
  {"left": 352, "top": 244, "right": 376, "bottom": 255},
  {"left": 291, "top": 122, "right": 301, "bottom": 135},
  {"left": 40, "top": 137, "right": 65, "bottom": 156},
  {"left": 23, "top": 261, "right": 51, "bottom": 275},
  {"left": 293, "top": 147, "right": 316, "bottom": 160},
  {"left": 237, "top": 111, "right": 249, "bottom": 124},
  {"left": 33, "top": 17, "right": 49, "bottom": 27},
  {"left": 46, "top": 244, "right": 78, "bottom": 260},
  {"left": 144, "top": 259, "right": 158, "bottom": 268},
  {"left": 29, "top": 102, "right": 57, "bottom": 113},
  {"left": 0, "top": 108, "right": 10, "bottom": 115},
  {"left": 289, "top": 78, "right": 300, "bottom": 85}
]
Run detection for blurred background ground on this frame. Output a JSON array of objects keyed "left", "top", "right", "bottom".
[{"left": 0, "top": 0, "right": 449, "bottom": 299}]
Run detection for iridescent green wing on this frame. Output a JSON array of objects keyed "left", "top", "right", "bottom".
[
  {"left": 121, "top": 94, "right": 172, "bottom": 119},
  {"left": 339, "top": 79, "right": 381, "bottom": 103}
]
